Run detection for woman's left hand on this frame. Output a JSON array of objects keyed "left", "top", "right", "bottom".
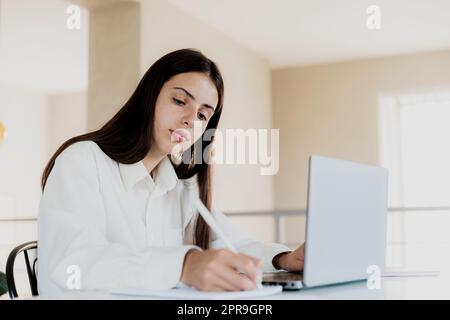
[{"left": 273, "top": 243, "right": 305, "bottom": 272}]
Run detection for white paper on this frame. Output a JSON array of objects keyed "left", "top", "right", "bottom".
[{"left": 110, "top": 285, "right": 283, "bottom": 300}]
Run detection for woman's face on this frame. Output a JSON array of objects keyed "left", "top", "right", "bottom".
[{"left": 152, "top": 72, "right": 219, "bottom": 158}]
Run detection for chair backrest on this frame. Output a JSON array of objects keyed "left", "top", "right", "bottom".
[{"left": 6, "top": 241, "right": 38, "bottom": 299}]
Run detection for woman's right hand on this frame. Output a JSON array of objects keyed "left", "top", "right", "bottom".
[{"left": 180, "top": 249, "right": 262, "bottom": 291}]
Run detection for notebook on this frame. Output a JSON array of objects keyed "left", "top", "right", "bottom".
[{"left": 110, "top": 285, "right": 283, "bottom": 300}]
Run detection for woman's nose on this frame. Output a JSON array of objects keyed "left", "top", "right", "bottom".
[{"left": 181, "top": 109, "right": 196, "bottom": 128}]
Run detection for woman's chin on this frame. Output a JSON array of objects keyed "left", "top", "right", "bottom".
[{"left": 168, "top": 142, "right": 193, "bottom": 160}]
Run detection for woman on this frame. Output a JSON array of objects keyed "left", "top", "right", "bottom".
[{"left": 38, "top": 48, "right": 305, "bottom": 295}]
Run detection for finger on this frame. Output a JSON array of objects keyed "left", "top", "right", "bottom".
[
  {"left": 299, "top": 260, "right": 304, "bottom": 271},
  {"left": 229, "top": 254, "right": 260, "bottom": 278},
  {"left": 290, "top": 244, "right": 303, "bottom": 258},
  {"left": 298, "top": 244, "right": 305, "bottom": 260},
  {"left": 217, "top": 266, "right": 256, "bottom": 291},
  {"left": 240, "top": 253, "right": 262, "bottom": 268},
  {"left": 211, "top": 273, "right": 244, "bottom": 292},
  {"left": 207, "top": 265, "right": 244, "bottom": 291},
  {"left": 197, "top": 270, "right": 231, "bottom": 292},
  {"left": 289, "top": 255, "right": 304, "bottom": 272},
  {"left": 299, "top": 243, "right": 305, "bottom": 252},
  {"left": 238, "top": 254, "right": 262, "bottom": 281}
]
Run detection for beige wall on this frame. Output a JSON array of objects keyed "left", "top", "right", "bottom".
[
  {"left": 140, "top": 0, "right": 274, "bottom": 216},
  {"left": 273, "top": 49, "right": 450, "bottom": 243},
  {"left": 87, "top": 1, "right": 140, "bottom": 131},
  {"left": 49, "top": 92, "right": 87, "bottom": 154}
]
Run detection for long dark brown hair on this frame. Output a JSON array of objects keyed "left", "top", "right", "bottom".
[{"left": 41, "top": 48, "right": 224, "bottom": 250}]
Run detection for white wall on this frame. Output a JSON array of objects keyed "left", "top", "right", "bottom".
[
  {"left": 0, "top": 0, "right": 88, "bottom": 298},
  {"left": 0, "top": 86, "right": 47, "bottom": 296},
  {"left": 0, "top": 0, "right": 88, "bottom": 93},
  {"left": 0, "top": 86, "right": 49, "bottom": 219}
]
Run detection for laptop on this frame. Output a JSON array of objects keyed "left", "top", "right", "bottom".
[{"left": 262, "top": 155, "right": 388, "bottom": 290}]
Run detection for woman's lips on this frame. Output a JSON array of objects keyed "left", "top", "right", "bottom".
[{"left": 169, "top": 129, "right": 189, "bottom": 143}]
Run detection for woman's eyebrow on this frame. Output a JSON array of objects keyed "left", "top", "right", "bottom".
[{"left": 172, "top": 87, "right": 215, "bottom": 112}]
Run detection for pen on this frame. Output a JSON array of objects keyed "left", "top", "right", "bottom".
[{"left": 194, "top": 198, "right": 263, "bottom": 289}]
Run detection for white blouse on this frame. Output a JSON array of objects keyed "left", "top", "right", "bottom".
[{"left": 37, "top": 141, "right": 290, "bottom": 295}]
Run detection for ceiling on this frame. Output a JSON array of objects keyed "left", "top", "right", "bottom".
[
  {"left": 1, "top": 0, "right": 449, "bottom": 94},
  {"left": 167, "top": 0, "right": 450, "bottom": 68}
]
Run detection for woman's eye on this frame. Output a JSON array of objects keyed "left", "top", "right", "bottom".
[
  {"left": 173, "top": 98, "right": 185, "bottom": 106},
  {"left": 198, "top": 112, "right": 207, "bottom": 121}
]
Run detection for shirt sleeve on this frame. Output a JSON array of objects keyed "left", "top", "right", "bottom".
[
  {"left": 208, "top": 207, "right": 292, "bottom": 272},
  {"left": 37, "top": 142, "right": 200, "bottom": 294}
]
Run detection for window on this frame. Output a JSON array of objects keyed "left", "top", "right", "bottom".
[
  {"left": 379, "top": 89, "right": 450, "bottom": 208},
  {"left": 379, "top": 89, "right": 450, "bottom": 268}
]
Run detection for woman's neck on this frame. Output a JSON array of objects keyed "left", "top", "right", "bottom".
[{"left": 142, "top": 148, "right": 166, "bottom": 176}]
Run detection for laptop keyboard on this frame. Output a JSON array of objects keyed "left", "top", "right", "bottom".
[{"left": 262, "top": 271, "right": 304, "bottom": 282}]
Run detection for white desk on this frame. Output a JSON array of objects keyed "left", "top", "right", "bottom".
[
  {"left": 29, "top": 243, "right": 450, "bottom": 300},
  {"left": 280, "top": 276, "right": 449, "bottom": 299},
  {"left": 32, "top": 275, "right": 449, "bottom": 300}
]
